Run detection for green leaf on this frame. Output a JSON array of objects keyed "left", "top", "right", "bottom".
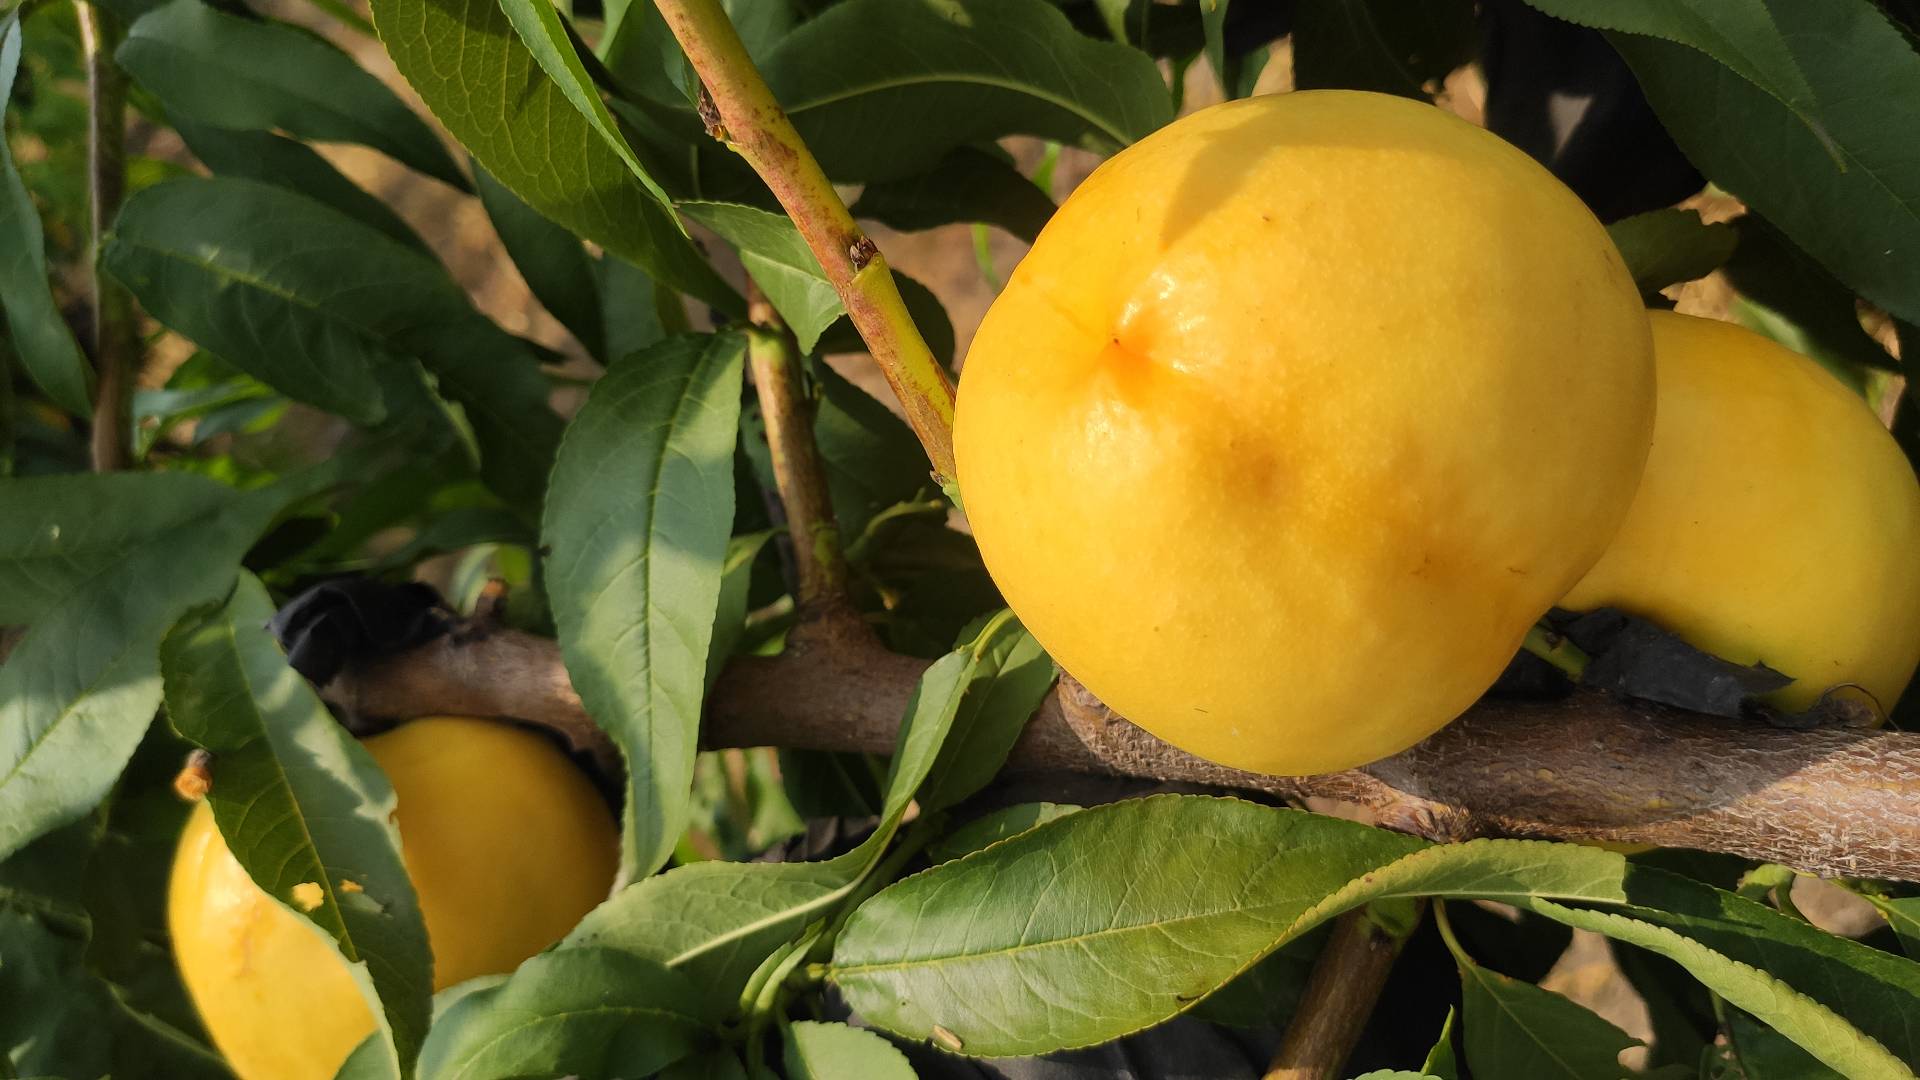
[
  {"left": 102, "top": 986, "right": 235, "bottom": 1080},
  {"left": 102, "top": 178, "right": 413, "bottom": 423},
  {"left": 557, "top": 824, "right": 851, "bottom": 1020},
  {"left": 597, "top": 0, "right": 687, "bottom": 107},
  {"left": 1519, "top": 876, "right": 1920, "bottom": 1077},
  {"left": 927, "top": 802, "right": 1081, "bottom": 863},
  {"left": 777, "top": 748, "right": 884, "bottom": 820},
  {"left": 173, "top": 121, "right": 426, "bottom": 252},
  {"left": 118, "top": 0, "right": 464, "bottom": 189},
  {"left": 1423, "top": 1006, "right": 1460, "bottom": 1080},
  {"left": 1518, "top": 0, "right": 1828, "bottom": 144},
  {"left": 1456, "top": 956, "right": 1639, "bottom": 1079},
  {"left": 1200, "top": 0, "right": 1229, "bottom": 93},
  {"left": 413, "top": 948, "right": 712, "bottom": 1080},
  {"left": 722, "top": 0, "right": 793, "bottom": 61},
  {"left": 1292, "top": 0, "right": 1478, "bottom": 98},
  {"left": 0, "top": 810, "right": 96, "bottom": 935},
  {"left": 0, "top": 906, "right": 233, "bottom": 1080},
  {"left": 1, "top": 906, "right": 109, "bottom": 1078},
  {"left": 834, "top": 806, "right": 1661, "bottom": 1058},
  {"left": 1606, "top": 208, "right": 1739, "bottom": 295},
  {"left": 473, "top": 163, "right": 606, "bottom": 361},
  {"left": 0, "top": 472, "right": 235, "bottom": 624},
  {"left": 871, "top": 623, "right": 1011, "bottom": 823},
  {"left": 705, "top": 530, "right": 778, "bottom": 692},
  {"left": 832, "top": 798, "right": 1435, "bottom": 1055},
  {"left": 850, "top": 146, "right": 1056, "bottom": 242},
  {"left": 62, "top": 722, "right": 207, "bottom": 1043},
  {"left": 493, "top": 0, "right": 672, "bottom": 208},
  {"left": 1613, "top": 946, "right": 1716, "bottom": 1069},
  {"left": 783, "top": 1021, "right": 915, "bottom": 1080},
  {"left": 1725, "top": 1008, "right": 1848, "bottom": 1080},
  {"left": 0, "top": 11, "right": 92, "bottom": 416},
  {"left": 762, "top": 0, "right": 1175, "bottom": 182},
  {"left": 355, "top": 507, "right": 534, "bottom": 578},
  {"left": 333, "top": 1029, "right": 400, "bottom": 1080},
  {"left": 369, "top": 0, "right": 738, "bottom": 310},
  {"left": 0, "top": 336, "right": 14, "bottom": 476},
  {"left": 402, "top": 318, "right": 565, "bottom": 516},
  {"left": 1587, "top": 3, "right": 1920, "bottom": 326},
  {"left": 0, "top": 480, "right": 305, "bottom": 862},
  {"left": 558, "top": 616, "right": 1008, "bottom": 1017},
  {"left": 104, "top": 178, "right": 561, "bottom": 512},
  {"left": 161, "top": 575, "right": 430, "bottom": 1076},
  {"left": 1188, "top": 931, "right": 1321, "bottom": 1029},
  {"left": 681, "top": 202, "right": 842, "bottom": 354},
  {"left": 543, "top": 333, "right": 746, "bottom": 882},
  {"left": 659, "top": 1046, "right": 748, "bottom": 1080},
  {"left": 917, "top": 617, "right": 1055, "bottom": 812},
  {"left": 1723, "top": 218, "right": 1898, "bottom": 377},
  {"left": 596, "top": 255, "right": 674, "bottom": 363},
  {"left": 843, "top": 804, "right": 1920, "bottom": 1074},
  {"left": 1867, "top": 896, "right": 1920, "bottom": 958},
  {"left": 812, "top": 363, "right": 933, "bottom": 537}
]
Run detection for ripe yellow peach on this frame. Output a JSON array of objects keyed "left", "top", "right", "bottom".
[
  {"left": 954, "top": 91, "right": 1654, "bottom": 775},
  {"left": 1563, "top": 311, "right": 1920, "bottom": 713},
  {"left": 169, "top": 717, "right": 618, "bottom": 1080}
]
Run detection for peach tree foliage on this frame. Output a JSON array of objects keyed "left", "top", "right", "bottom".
[{"left": 0, "top": 0, "right": 1918, "bottom": 1078}]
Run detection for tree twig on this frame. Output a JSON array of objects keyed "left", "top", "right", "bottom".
[
  {"left": 78, "top": 1, "right": 137, "bottom": 472},
  {"left": 1264, "top": 903, "right": 1425, "bottom": 1080},
  {"left": 653, "top": 0, "right": 958, "bottom": 481},
  {"left": 745, "top": 279, "right": 849, "bottom": 609},
  {"left": 320, "top": 620, "right": 1920, "bottom": 882}
]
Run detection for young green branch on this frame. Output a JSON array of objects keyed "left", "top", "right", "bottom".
[
  {"left": 745, "top": 279, "right": 850, "bottom": 608},
  {"left": 653, "top": 0, "right": 959, "bottom": 481},
  {"left": 78, "top": 1, "right": 137, "bottom": 472}
]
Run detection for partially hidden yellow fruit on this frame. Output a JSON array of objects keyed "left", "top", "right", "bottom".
[
  {"left": 1562, "top": 311, "right": 1920, "bottom": 713},
  {"left": 169, "top": 716, "right": 619, "bottom": 1080},
  {"left": 953, "top": 90, "right": 1655, "bottom": 776}
]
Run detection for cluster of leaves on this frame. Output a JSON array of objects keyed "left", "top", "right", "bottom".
[{"left": 3, "top": 0, "right": 1920, "bottom": 1078}]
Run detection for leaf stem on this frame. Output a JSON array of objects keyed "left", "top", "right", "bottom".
[
  {"left": 843, "top": 497, "right": 946, "bottom": 565},
  {"left": 741, "top": 925, "right": 823, "bottom": 1070},
  {"left": 813, "top": 812, "right": 944, "bottom": 960},
  {"left": 653, "top": 0, "right": 958, "bottom": 482},
  {"left": 1522, "top": 623, "right": 1591, "bottom": 682},
  {"left": 745, "top": 278, "right": 849, "bottom": 608},
  {"left": 1264, "top": 902, "right": 1426, "bottom": 1080},
  {"left": 78, "top": 1, "right": 138, "bottom": 472},
  {"left": 1431, "top": 898, "right": 1468, "bottom": 964}
]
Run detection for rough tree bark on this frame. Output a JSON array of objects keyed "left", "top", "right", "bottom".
[{"left": 323, "top": 607, "right": 1920, "bottom": 882}]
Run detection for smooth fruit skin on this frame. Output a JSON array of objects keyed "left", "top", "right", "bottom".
[
  {"left": 1563, "top": 311, "right": 1920, "bottom": 712},
  {"left": 953, "top": 91, "right": 1654, "bottom": 776},
  {"left": 169, "top": 716, "right": 618, "bottom": 1080}
]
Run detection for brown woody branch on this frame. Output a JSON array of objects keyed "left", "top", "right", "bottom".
[
  {"left": 323, "top": 611, "right": 1920, "bottom": 882},
  {"left": 1263, "top": 904, "right": 1423, "bottom": 1080},
  {"left": 78, "top": 1, "right": 137, "bottom": 472},
  {"left": 744, "top": 280, "right": 849, "bottom": 608}
]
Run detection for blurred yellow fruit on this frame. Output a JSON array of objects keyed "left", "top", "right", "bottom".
[
  {"left": 1563, "top": 311, "right": 1920, "bottom": 713},
  {"left": 169, "top": 716, "right": 618, "bottom": 1080},
  {"left": 954, "top": 90, "right": 1655, "bottom": 775}
]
